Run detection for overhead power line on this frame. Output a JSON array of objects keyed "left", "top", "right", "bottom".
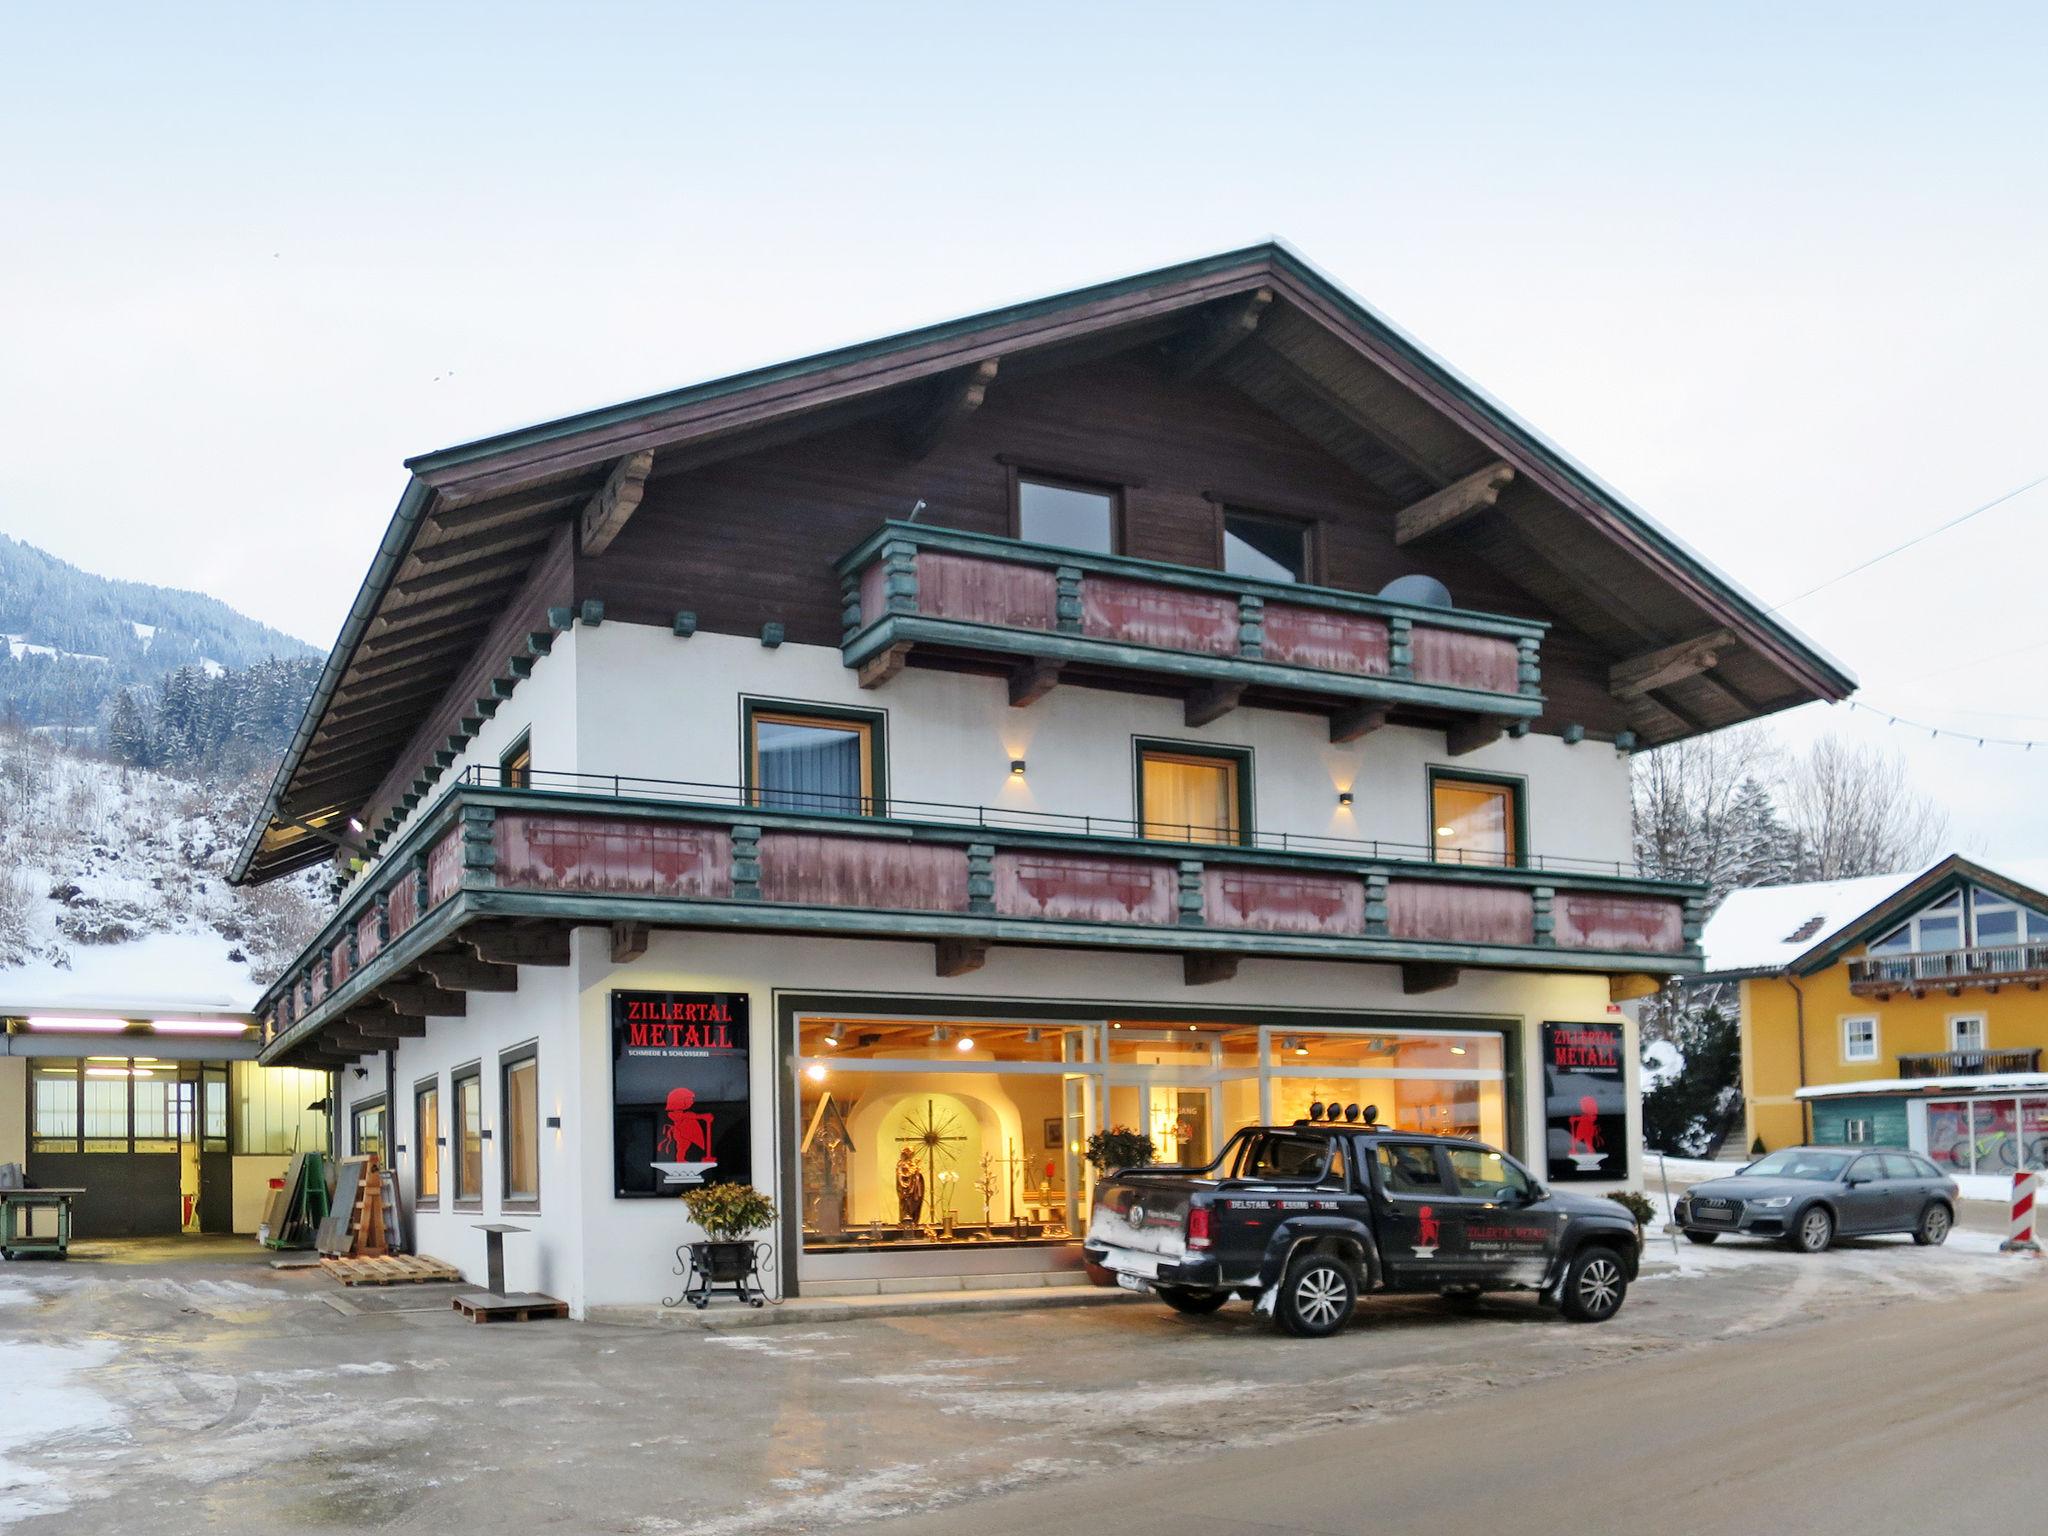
[{"left": 1767, "top": 472, "right": 2048, "bottom": 614}]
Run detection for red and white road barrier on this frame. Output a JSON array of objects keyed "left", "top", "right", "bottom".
[{"left": 2000, "top": 1170, "right": 2041, "bottom": 1254}]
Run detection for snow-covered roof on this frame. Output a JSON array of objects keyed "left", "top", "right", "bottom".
[
  {"left": 1701, "top": 855, "right": 2048, "bottom": 976},
  {"left": 1796, "top": 1073, "right": 2048, "bottom": 1100},
  {"left": 0, "top": 933, "right": 262, "bottom": 1016}
]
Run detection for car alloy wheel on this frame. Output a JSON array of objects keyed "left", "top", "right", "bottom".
[
  {"left": 1918, "top": 1205, "right": 1951, "bottom": 1246},
  {"left": 1576, "top": 1255, "right": 1622, "bottom": 1318},
  {"left": 1293, "top": 1264, "right": 1349, "bottom": 1328},
  {"left": 1797, "top": 1207, "right": 1833, "bottom": 1253}
]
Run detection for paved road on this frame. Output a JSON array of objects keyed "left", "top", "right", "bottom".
[{"left": 877, "top": 1278, "right": 2048, "bottom": 1536}]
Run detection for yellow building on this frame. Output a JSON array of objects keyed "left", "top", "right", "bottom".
[{"left": 1701, "top": 855, "right": 2048, "bottom": 1195}]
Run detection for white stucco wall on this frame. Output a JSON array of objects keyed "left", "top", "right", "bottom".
[
  {"left": 357, "top": 926, "right": 1637, "bottom": 1316},
  {"left": 571, "top": 623, "right": 1635, "bottom": 868}
]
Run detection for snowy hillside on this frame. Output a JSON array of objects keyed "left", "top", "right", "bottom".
[{"left": 0, "top": 728, "right": 326, "bottom": 1006}]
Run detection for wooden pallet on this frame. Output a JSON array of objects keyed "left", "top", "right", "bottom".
[
  {"left": 321, "top": 1253, "right": 462, "bottom": 1287},
  {"left": 452, "top": 1291, "right": 569, "bottom": 1324}
]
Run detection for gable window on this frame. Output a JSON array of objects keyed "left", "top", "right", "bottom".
[
  {"left": 1968, "top": 890, "right": 2048, "bottom": 947},
  {"left": 1429, "top": 770, "right": 1523, "bottom": 868},
  {"left": 746, "top": 701, "right": 884, "bottom": 816},
  {"left": 452, "top": 1064, "right": 483, "bottom": 1207},
  {"left": 1221, "top": 510, "right": 1313, "bottom": 584},
  {"left": 415, "top": 1080, "right": 441, "bottom": 1209},
  {"left": 1842, "top": 1016, "right": 1879, "bottom": 1064},
  {"left": 1015, "top": 474, "right": 1117, "bottom": 555},
  {"left": 1137, "top": 741, "right": 1251, "bottom": 846},
  {"left": 1950, "top": 1015, "right": 1987, "bottom": 1054}
]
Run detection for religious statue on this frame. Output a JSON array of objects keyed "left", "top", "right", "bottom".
[{"left": 894, "top": 1145, "right": 926, "bottom": 1226}]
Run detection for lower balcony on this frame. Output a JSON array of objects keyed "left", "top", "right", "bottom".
[
  {"left": 257, "top": 774, "right": 1703, "bottom": 1066},
  {"left": 1847, "top": 943, "right": 2048, "bottom": 998}
]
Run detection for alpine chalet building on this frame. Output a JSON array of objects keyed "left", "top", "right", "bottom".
[{"left": 232, "top": 245, "right": 1852, "bottom": 1314}]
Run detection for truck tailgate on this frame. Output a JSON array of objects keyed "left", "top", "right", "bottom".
[{"left": 1086, "top": 1176, "right": 1203, "bottom": 1262}]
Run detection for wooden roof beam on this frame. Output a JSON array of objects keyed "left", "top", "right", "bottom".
[
  {"left": 389, "top": 552, "right": 532, "bottom": 600},
  {"left": 1610, "top": 627, "right": 1738, "bottom": 698},
  {"left": 1393, "top": 462, "right": 1516, "bottom": 546},
  {"left": 1165, "top": 287, "right": 1272, "bottom": 376},
  {"left": 405, "top": 519, "right": 560, "bottom": 572},
  {"left": 579, "top": 450, "right": 655, "bottom": 558},
  {"left": 896, "top": 358, "right": 999, "bottom": 460}
]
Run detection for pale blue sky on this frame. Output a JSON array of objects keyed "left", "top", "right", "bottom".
[{"left": 3, "top": 4, "right": 2044, "bottom": 852}]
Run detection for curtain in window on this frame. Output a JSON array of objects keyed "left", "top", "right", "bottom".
[
  {"left": 505, "top": 1060, "right": 539, "bottom": 1202},
  {"left": 757, "top": 721, "right": 865, "bottom": 814},
  {"left": 1142, "top": 753, "right": 1238, "bottom": 843}
]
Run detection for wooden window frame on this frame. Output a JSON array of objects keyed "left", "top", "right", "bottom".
[
  {"left": 500, "top": 1042, "right": 541, "bottom": 1213},
  {"left": 500, "top": 731, "right": 532, "bottom": 790},
  {"left": 1426, "top": 766, "right": 1528, "bottom": 869},
  {"left": 741, "top": 697, "right": 888, "bottom": 817},
  {"left": 1948, "top": 1013, "right": 1988, "bottom": 1053},
  {"left": 1214, "top": 504, "right": 1322, "bottom": 585},
  {"left": 451, "top": 1063, "right": 484, "bottom": 1210},
  {"left": 414, "top": 1077, "right": 442, "bottom": 1211},
  {"left": 1133, "top": 737, "right": 1255, "bottom": 848},
  {"left": 1007, "top": 465, "right": 1126, "bottom": 555}
]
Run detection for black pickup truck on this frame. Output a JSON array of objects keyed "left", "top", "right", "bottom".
[{"left": 1084, "top": 1122, "right": 1641, "bottom": 1337}]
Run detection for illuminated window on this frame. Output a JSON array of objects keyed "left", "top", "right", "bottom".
[
  {"left": 415, "top": 1081, "right": 441, "bottom": 1207},
  {"left": 1430, "top": 771, "right": 1522, "bottom": 867},
  {"left": 31, "top": 1062, "right": 79, "bottom": 1151},
  {"left": 351, "top": 1097, "right": 385, "bottom": 1159},
  {"left": 746, "top": 703, "right": 882, "bottom": 816},
  {"left": 1138, "top": 742, "right": 1249, "bottom": 845},
  {"left": 500, "top": 733, "right": 532, "bottom": 790},
  {"left": 453, "top": 1066, "right": 483, "bottom": 1206},
  {"left": 502, "top": 1047, "right": 540, "bottom": 1208}
]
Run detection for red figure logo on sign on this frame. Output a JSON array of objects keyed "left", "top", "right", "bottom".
[
  {"left": 659, "top": 1086, "right": 716, "bottom": 1163},
  {"left": 1417, "top": 1205, "right": 1440, "bottom": 1248},
  {"left": 1567, "top": 1095, "right": 1605, "bottom": 1158}
]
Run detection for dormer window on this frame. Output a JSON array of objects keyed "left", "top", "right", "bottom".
[{"left": 1868, "top": 887, "right": 2048, "bottom": 955}]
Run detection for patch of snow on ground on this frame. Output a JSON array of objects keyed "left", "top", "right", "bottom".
[
  {"left": 0, "top": 1339, "right": 124, "bottom": 1527},
  {"left": 0, "top": 931, "right": 261, "bottom": 1011},
  {"left": 127, "top": 621, "right": 156, "bottom": 646}
]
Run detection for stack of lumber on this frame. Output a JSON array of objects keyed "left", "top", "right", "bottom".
[{"left": 320, "top": 1253, "right": 461, "bottom": 1286}]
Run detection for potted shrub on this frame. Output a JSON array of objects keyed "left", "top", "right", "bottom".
[
  {"left": 1083, "top": 1126, "right": 1156, "bottom": 1174},
  {"left": 682, "top": 1182, "right": 776, "bottom": 1288}
]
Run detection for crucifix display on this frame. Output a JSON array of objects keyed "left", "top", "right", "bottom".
[{"left": 895, "top": 1099, "right": 966, "bottom": 1230}]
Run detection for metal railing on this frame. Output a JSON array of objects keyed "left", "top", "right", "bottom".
[
  {"left": 460, "top": 765, "right": 1656, "bottom": 879},
  {"left": 1897, "top": 1048, "right": 2042, "bottom": 1079},
  {"left": 1848, "top": 942, "right": 2048, "bottom": 989}
]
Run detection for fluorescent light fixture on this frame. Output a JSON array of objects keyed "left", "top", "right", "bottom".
[
  {"left": 150, "top": 1021, "right": 252, "bottom": 1036},
  {"left": 25, "top": 1017, "right": 129, "bottom": 1031}
]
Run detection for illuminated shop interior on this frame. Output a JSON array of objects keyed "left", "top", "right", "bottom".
[{"left": 793, "top": 1016, "right": 1507, "bottom": 1257}]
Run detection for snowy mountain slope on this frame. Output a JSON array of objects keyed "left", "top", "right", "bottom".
[{"left": 0, "top": 728, "right": 325, "bottom": 1001}]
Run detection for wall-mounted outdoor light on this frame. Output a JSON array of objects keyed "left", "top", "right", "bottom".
[
  {"left": 1337, "top": 790, "right": 1354, "bottom": 806},
  {"left": 1009, "top": 758, "right": 1027, "bottom": 776}
]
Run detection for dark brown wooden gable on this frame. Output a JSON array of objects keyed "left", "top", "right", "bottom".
[{"left": 575, "top": 347, "right": 1634, "bottom": 735}]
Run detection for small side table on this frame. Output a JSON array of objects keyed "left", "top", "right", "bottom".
[{"left": 452, "top": 1222, "right": 567, "bottom": 1323}]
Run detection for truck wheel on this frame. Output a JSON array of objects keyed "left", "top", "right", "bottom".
[
  {"left": 1155, "top": 1285, "right": 1229, "bottom": 1315},
  {"left": 1273, "top": 1251, "right": 1357, "bottom": 1338},
  {"left": 1559, "top": 1246, "right": 1628, "bottom": 1323},
  {"left": 1683, "top": 1230, "right": 1719, "bottom": 1245}
]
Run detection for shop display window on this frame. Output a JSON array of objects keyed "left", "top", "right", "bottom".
[
  {"left": 796, "top": 1021, "right": 1087, "bottom": 1253},
  {"left": 1268, "top": 1029, "right": 1506, "bottom": 1144}
]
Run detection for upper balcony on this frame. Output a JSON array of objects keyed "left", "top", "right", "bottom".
[
  {"left": 1846, "top": 942, "right": 2048, "bottom": 999},
  {"left": 256, "top": 769, "right": 1702, "bottom": 1068},
  {"left": 836, "top": 523, "right": 1545, "bottom": 747},
  {"left": 1897, "top": 1049, "right": 2043, "bottom": 1080}
]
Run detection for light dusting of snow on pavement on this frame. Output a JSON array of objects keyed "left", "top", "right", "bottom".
[{"left": 0, "top": 1339, "right": 125, "bottom": 1527}]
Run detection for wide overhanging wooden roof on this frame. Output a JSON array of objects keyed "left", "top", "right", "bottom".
[{"left": 233, "top": 241, "right": 1855, "bottom": 885}]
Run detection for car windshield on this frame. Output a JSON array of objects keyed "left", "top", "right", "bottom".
[{"left": 1744, "top": 1150, "right": 1852, "bottom": 1181}]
